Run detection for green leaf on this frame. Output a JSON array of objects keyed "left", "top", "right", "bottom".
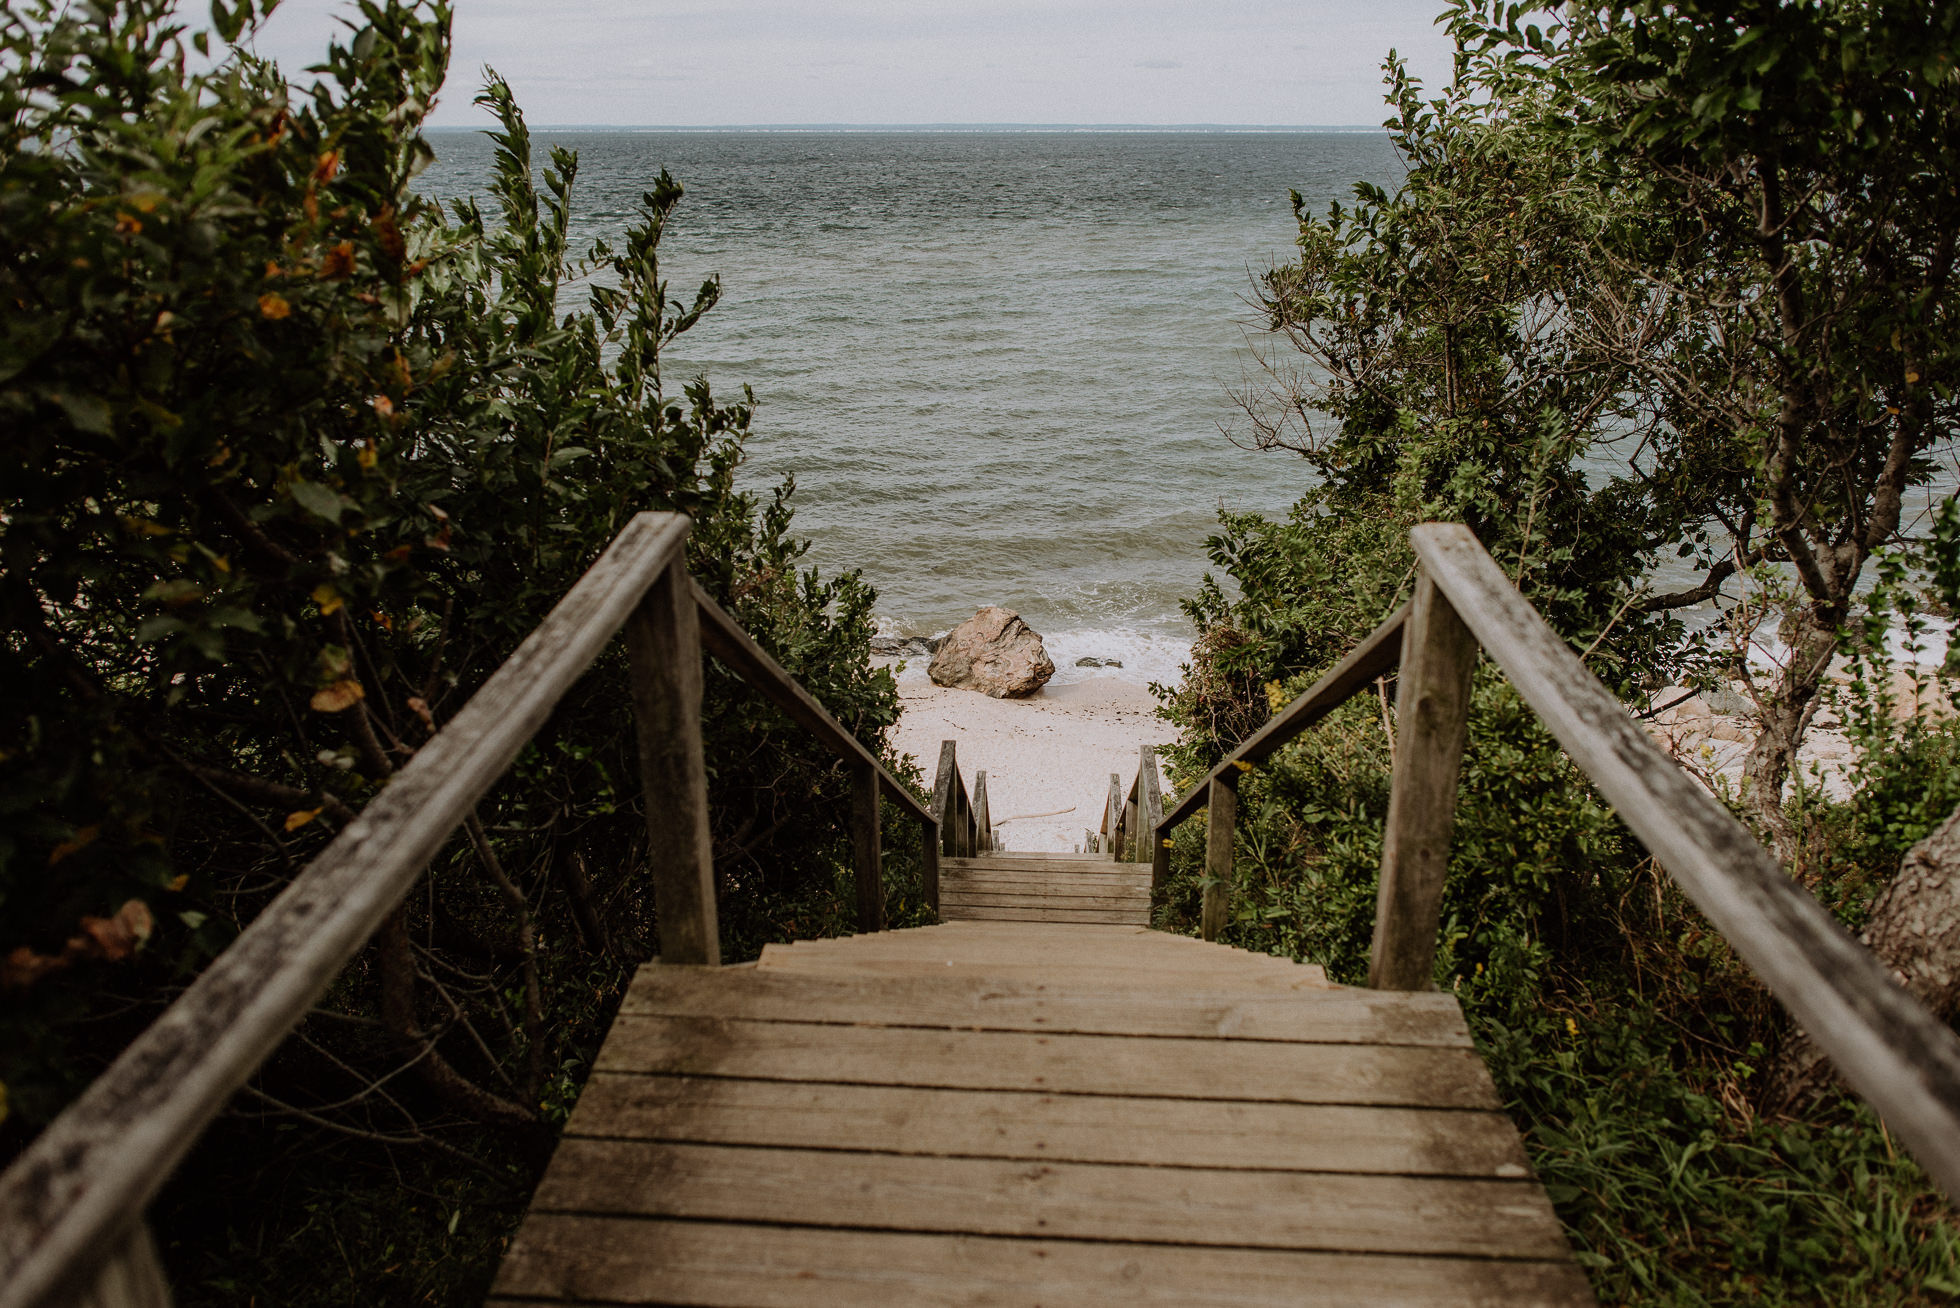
[{"left": 289, "top": 479, "right": 355, "bottom": 524}]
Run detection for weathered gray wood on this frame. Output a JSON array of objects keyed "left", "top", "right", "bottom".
[
  {"left": 630, "top": 555, "right": 720, "bottom": 968},
  {"left": 532, "top": 1140, "right": 1569, "bottom": 1259},
  {"left": 1136, "top": 743, "right": 1162, "bottom": 866},
  {"left": 1160, "top": 602, "right": 1407, "bottom": 834},
  {"left": 0, "top": 512, "right": 692, "bottom": 1308},
  {"left": 692, "top": 581, "right": 930, "bottom": 824},
  {"left": 1104, "top": 773, "right": 1124, "bottom": 862},
  {"left": 491, "top": 1218, "right": 1594, "bottom": 1307},
  {"left": 76, "top": 1223, "right": 171, "bottom": 1308},
  {"left": 850, "top": 760, "right": 883, "bottom": 933},
  {"left": 941, "top": 905, "right": 1149, "bottom": 924},
  {"left": 569, "top": 1075, "right": 1520, "bottom": 1173},
  {"left": 920, "top": 814, "right": 941, "bottom": 917},
  {"left": 942, "top": 889, "right": 1150, "bottom": 908},
  {"left": 1414, "top": 521, "right": 1960, "bottom": 1197},
  {"left": 1367, "top": 570, "right": 1478, "bottom": 992},
  {"left": 594, "top": 1014, "right": 1501, "bottom": 1108},
  {"left": 972, "top": 770, "right": 992, "bottom": 853},
  {"left": 1201, "top": 774, "right": 1239, "bottom": 941},
  {"left": 617, "top": 965, "right": 1473, "bottom": 1046}
]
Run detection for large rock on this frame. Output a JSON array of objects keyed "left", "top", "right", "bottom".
[{"left": 928, "top": 607, "right": 1055, "bottom": 698}]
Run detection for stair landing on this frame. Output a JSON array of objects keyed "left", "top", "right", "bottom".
[{"left": 491, "top": 919, "right": 1590, "bottom": 1306}]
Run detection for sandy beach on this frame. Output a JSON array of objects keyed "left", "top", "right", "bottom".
[{"left": 881, "top": 662, "right": 1177, "bottom": 853}]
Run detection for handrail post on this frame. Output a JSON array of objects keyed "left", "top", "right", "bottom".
[
  {"left": 1201, "top": 773, "right": 1238, "bottom": 940},
  {"left": 628, "top": 554, "right": 720, "bottom": 966},
  {"left": 920, "top": 815, "right": 940, "bottom": 914},
  {"left": 1367, "top": 568, "right": 1477, "bottom": 990},
  {"left": 973, "top": 771, "right": 992, "bottom": 853},
  {"left": 1138, "top": 745, "right": 1164, "bottom": 873},
  {"left": 850, "top": 761, "right": 883, "bottom": 932},
  {"left": 1105, "top": 773, "right": 1123, "bottom": 862}
]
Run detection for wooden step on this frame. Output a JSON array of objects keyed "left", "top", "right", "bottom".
[{"left": 495, "top": 924, "right": 1590, "bottom": 1306}]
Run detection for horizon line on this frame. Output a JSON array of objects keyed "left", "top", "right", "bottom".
[{"left": 422, "top": 121, "right": 1387, "bottom": 134}]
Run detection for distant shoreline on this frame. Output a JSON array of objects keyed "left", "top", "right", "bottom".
[{"left": 420, "top": 123, "right": 1390, "bottom": 135}]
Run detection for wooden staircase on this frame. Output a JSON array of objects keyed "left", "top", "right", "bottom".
[
  {"left": 489, "top": 894, "right": 1592, "bottom": 1304},
  {"left": 941, "top": 851, "right": 1153, "bottom": 926}
]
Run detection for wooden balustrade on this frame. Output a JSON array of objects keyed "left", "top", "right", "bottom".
[
  {"left": 0, "top": 512, "right": 938, "bottom": 1308},
  {"left": 1103, "top": 744, "right": 1164, "bottom": 863},
  {"left": 1151, "top": 520, "right": 1960, "bottom": 1200},
  {"left": 931, "top": 740, "right": 991, "bottom": 856}
]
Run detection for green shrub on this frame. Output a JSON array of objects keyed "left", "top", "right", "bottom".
[{"left": 1, "top": 3, "right": 919, "bottom": 1299}]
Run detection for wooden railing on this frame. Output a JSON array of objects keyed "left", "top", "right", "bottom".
[
  {"left": 933, "top": 739, "right": 991, "bottom": 856},
  {"left": 0, "top": 512, "right": 938, "bottom": 1308},
  {"left": 1102, "top": 744, "right": 1165, "bottom": 862},
  {"left": 1153, "top": 521, "right": 1960, "bottom": 1198}
]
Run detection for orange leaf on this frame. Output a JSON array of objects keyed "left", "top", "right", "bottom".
[
  {"left": 259, "top": 292, "right": 291, "bottom": 320},
  {"left": 0, "top": 946, "right": 68, "bottom": 991},
  {"left": 48, "top": 825, "right": 100, "bottom": 866},
  {"left": 319, "top": 241, "right": 356, "bottom": 280},
  {"left": 284, "top": 807, "right": 323, "bottom": 832},
  {"left": 311, "top": 583, "right": 345, "bottom": 616},
  {"left": 310, "top": 679, "right": 366, "bottom": 713}
]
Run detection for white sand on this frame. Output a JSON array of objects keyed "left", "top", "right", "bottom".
[{"left": 882, "top": 663, "right": 1177, "bottom": 853}]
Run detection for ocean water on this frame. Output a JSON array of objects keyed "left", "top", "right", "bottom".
[{"left": 417, "top": 130, "right": 1406, "bottom": 683}]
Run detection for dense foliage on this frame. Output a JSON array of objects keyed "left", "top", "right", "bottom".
[
  {"left": 1, "top": 2, "right": 922, "bottom": 1300},
  {"left": 1159, "top": 0, "right": 1960, "bottom": 1300}
]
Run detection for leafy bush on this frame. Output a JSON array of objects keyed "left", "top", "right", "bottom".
[{"left": 1, "top": 2, "right": 919, "bottom": 1300}]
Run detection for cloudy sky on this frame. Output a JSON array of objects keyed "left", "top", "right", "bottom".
[{"left": 245, "top": 1, "right": 1457, "bottom": 127}]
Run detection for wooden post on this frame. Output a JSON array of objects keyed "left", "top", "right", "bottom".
[
  {"left": 627, "top": 555, "right": 719, "bottom": 966},
  {"left": 1367, "top": 569, "right": 1478, "bottom": 990},
  {"left": 1105, "top": 774, "right": 1123, "bottom": 862},
  {"left": 850, "top": 760, "right": 883, "bottom": 932},
  {"left": 1201, "top": 774, "right": 1238, "bottom": 941},
  {"left": 79, "top": 1222, "right": 171, "bottom": 1308},
  {"left": 932, "top": 741, "right": 958, "bottom": 858},
  {"left": 1123, "top": 778, "right": 1140, "bottom": 863},
  {"left": 1138, "top": 745, "right": 1164, "bottom": 873},
  {"left": 920, "top": 816, "right": 940, "bottom": 915},
  {"left": 973, "top": 771, "right": 992, "bottom": 853}
]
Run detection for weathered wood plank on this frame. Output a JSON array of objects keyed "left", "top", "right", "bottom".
[
  {"left": 1202, "top": 774, "right": 1238, "bottom": 941},
  {"left": 1368, "top": 569, "right": 1478, "bottom": 992},
  {"left": 592, "top": 1015, "right": 1502, "bottom": 1108},
  {"left": 921, "top": 812, "right": 941, "bottom": 917},
  {"left": 692, "top": 580, "right": 929, "bottom": 824},
  {"left": 490, "top": 1218, "right": 1595, "bottom": 1307},
  {"left": 530, "top": 1140, "right": 1569, "bottom": 1259},
  {"left": 941, "top": 873, "right": 1152, "bottom": 892},
  {"left": 850, "top": 759, "right": 884, "bottom": 933},
  {"left": 1160, "top": 602, "right": 1407, "bottom": 833},
  {"left": 615, "top": 967, "right": 1466, "bottom": 1045},
  {"left": 940, "top": 889, "right": 1151, "bottom": 908},
  {"left": 1138, "top": 742, "right": 1164, "bottom": 872},
  {"left": 943, "top": 906, "right": 1150, "bottom": 924},
  {"left": 568, "top": 1074, "right": 1523, "bottom": 1174},
  {"left": 629, "top": 554, "right": 719, "bottom": 968},
  {"left": 1414, "top": 521, "right": 1960, "bottom": 1198},
  {"left": 973, "top": 770, "right": 992, "bottom": 853},
  {"left": 0, "top": 512, "right": 692, "bottom": 1308},
  {"left": 76, "top": 1223, "right": 170, "bottom": 1308},
  {"left": 752, "top": 955, "right": 1336, "bottom": 990},
  {"left": 1105, "top": 772, "right": 1125, "bottom": 862}
]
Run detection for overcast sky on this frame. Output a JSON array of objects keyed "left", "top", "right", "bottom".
[{"left": 243, "top": 1, "right": 1457, "bottom": 127}]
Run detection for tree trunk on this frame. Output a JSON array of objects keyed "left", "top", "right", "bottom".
[
  {"left": 1762, "top": 801, "right": 1960, "bottom": 1115},
  {"left": 1741, "top": 607, "right": 1838, "bottom": 863}
]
